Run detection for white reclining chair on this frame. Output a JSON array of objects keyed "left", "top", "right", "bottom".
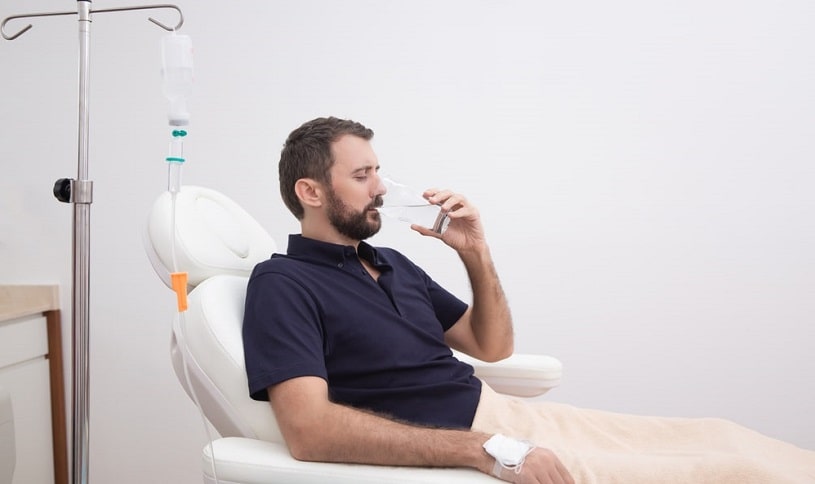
[{"left": 144, "top": 185, "right": 563, "bottom": 484}]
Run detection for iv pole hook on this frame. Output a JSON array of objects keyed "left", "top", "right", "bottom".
[
  {"left": 93, "top": 4, "right": 184, "bottom": 31},
  {"left": 1, "top": 11, "right": 74, "bottom": 40},
  {"left": 1, "top": 3, "right": 184, "bottom": 41}
]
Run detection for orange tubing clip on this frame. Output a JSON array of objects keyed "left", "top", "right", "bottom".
[{"left": 170, "top": 272, "right": 189, "bottom": 312}]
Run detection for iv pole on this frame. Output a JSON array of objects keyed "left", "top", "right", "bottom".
[{"left": 1, "top": 3, "right": 184, "bottom": 484}]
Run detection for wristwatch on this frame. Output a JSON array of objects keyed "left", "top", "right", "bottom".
[{"left": 482, "top": 434, "right": 535, "bottom": 477}]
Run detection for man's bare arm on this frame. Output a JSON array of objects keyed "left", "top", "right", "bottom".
[
  {"left": 269, "top": 376, "right": 493, "bottom": 471},
  {"left": 416, "top": 188, "right": 514, "bottom": 361},
  {"left": 456, "top": 243, "right": 514, "bottom": 361},
  {"left": 269, "top": 376, "right": 573, "bottom": 483}
]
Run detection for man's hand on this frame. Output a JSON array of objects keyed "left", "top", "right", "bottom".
[
  {"left": 496, "top": 447, "right": 575, "bottom": 484},
  {"left": 415, "top": 187, "right": 514, "bottom": 362},
  {"left": 412, "top": 188, "right": 487, "bottom": 253}
]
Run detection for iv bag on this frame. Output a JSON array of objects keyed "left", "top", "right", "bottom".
[{"left": 161, "top": 33, "right": 193, "bottom": 126}]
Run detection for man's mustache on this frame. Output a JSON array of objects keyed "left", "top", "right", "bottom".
[{"left": 368, "top": 196, "right": 384, "bottom": 210}]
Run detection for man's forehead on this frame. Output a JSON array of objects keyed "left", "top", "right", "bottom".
[{"left": 331, "top": 135, "right": 378, "bottom": 171}]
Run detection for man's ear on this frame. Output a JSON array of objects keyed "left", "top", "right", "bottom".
[{"left": 294, "top": 178, "right": 324, "bottom": 209}]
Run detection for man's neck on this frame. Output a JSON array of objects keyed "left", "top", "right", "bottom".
[{"left": 300, "top": 220, "right": 360, "bottom": 249}]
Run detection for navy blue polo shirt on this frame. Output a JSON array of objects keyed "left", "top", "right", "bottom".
[{"left": 242, "top": 234, "right": 482, "bottom": 429}]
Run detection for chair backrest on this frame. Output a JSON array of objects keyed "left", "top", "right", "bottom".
[{"left": 144, "top": 185, "right": 283, "bottom": 442}]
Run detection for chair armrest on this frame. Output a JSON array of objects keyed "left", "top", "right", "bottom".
[
  {"left": 204, "top": 437, "right": 499, "bottom": 484},
  {"left": 454, "top": 352, "right": 563, "bottom": 398}
]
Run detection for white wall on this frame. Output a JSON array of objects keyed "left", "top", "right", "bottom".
[{"left": 1, "top": 1, "right": 813, "bottom": 482}]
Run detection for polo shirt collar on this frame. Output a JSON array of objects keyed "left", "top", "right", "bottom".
[{"left": 286, "top": 234, "right": 384, "bottom": 267}]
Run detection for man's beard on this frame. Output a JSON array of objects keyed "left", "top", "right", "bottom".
[{"left": 325, "top": 186, "right": 383, "bottom": 241}]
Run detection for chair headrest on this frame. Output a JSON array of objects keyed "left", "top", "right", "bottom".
[{"left": 144, "top": 185, "right": 277, "bottom": 289}]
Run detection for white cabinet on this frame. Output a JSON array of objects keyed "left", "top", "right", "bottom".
[{"left": 0, "top": 286, "right": 67, "bottom": 484}]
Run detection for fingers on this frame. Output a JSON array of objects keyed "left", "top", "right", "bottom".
[
  {"left": 409, "top": 224, "right": 442, "bottom": 238},
  {"left": 543, "top": 449, "right": 574, "bottom": 484},
  {"left": 514, "top": 448, "right": 574, "bottom": 484},
  {"left": 423, "top": 188, "right": 466, "bottom": 213},
  {"left": 418, "top": 188, "right": 486, "bottom": 250},
  {"left": 423, "top": 188, "right": 479, "bottom": 224},
  {"left": 554, "top": 457, "right": 575, "bottom": 484}
]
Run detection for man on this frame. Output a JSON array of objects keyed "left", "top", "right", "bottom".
[
  {"left": 242, "top": 116, "right": 572, "bottom": 483},
  {"left": 243, "top": 117, "right": 815, "bottom": 483}
]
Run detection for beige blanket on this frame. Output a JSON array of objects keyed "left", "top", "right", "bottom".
[{"left": 472, "top": 382, "right": 815, "bottom": 483}]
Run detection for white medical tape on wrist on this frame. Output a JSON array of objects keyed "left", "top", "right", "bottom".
[{"left": 483, "top": 434, "right": 535, "bottom": 478}]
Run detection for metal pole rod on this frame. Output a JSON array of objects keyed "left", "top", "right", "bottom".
[
  {"left": 72, "top": 1, "right": 93, "bottom": 483},
  {"left": 2, "top": 5, "right": 184, "bottom": 484}
]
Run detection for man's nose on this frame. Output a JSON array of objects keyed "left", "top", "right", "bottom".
[{"left": 373, "top": 174, "right": 387, "bottom": 197}]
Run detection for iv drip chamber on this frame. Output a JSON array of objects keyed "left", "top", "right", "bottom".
[
  {"left": 166, "top": 129, "right": 187, "bottom": 193},
  {"left": 161, "top": 33, "right": 193, "bottom": 126}
]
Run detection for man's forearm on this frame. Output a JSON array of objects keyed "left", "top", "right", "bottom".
[
  {"left": 283, "top": 398, "right": 494, "bottom": 473},
  {"left": 459, "top": 244, "right": 514, "bottom": 360}
]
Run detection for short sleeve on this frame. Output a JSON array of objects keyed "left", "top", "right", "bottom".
[{"left": 242, "top": 271, "right": 328, "bottom": 401}]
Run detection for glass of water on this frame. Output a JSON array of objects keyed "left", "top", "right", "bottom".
[{"left": 377, "top": 176, "right": 450, "bottom": 234}]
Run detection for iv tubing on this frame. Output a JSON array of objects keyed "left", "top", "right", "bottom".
[
  {"left": 168, "top": 184, "right": 220, "bottom": 484},
  {"left": 160, "top": 28, "right": 220, "bottom": 484},
  {"left": 173, "top": 310, "right": 219, "bottom": 482}
]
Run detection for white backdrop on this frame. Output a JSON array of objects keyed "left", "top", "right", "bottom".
[{"left": 1, "top": 1, "right": 813, "bottom": 482}]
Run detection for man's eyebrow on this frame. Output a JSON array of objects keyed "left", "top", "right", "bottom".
[{"left": 351, "top": 165, "right": 379, "bottom": 175}]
